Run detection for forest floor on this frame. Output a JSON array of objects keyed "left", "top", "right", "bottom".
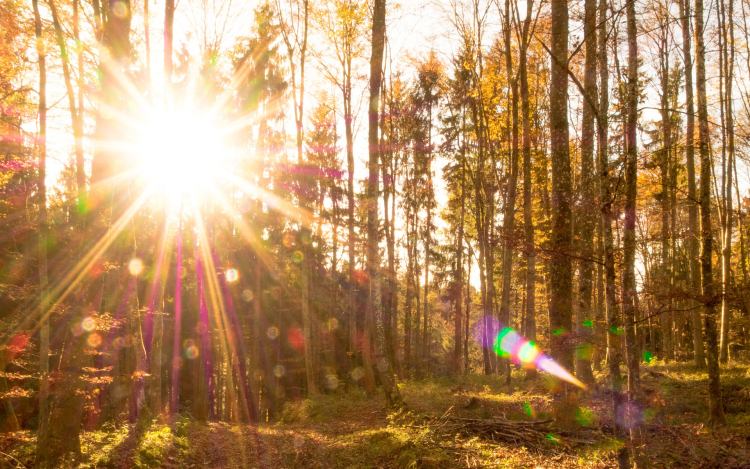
[{"left": 2, "top": 362, "right": 750, "bottom": 468}]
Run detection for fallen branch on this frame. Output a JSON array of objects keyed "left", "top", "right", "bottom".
[{"left": 437, "top": 416, "right": 554, "bottom": 447}]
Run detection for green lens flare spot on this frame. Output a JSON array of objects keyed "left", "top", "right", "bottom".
[
  {"left": 643, "top": 351, "right": 653, "bottom": 363},
  {"left": 553, "top": 328, "right": 566, "bottom": 336},
  {"left": 583, "top": 320, "right": 593, "bottom": 328}
]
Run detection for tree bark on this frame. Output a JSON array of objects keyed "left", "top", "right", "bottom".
[
  {"left": 454, "top": 141, "right": 466, "bottom": 374},
  {"left": 680, "top": 0, "right": 705, "bottom": 367},
  {"left": 598, "top": 2, "right": 628, "bottom": 465},
  {"left": 623, "top": 0, "right": 640, "bottom": 398},
  {"left": 367, "top": 0, "right": 402, "bottom": 408},
  {"left": 549, "top": 0, "right": 576, "bottom": 429},
  {"left": 659, "top": 27, "right": 673, "bottom": 362},
  {"left": 576, "top": 0, "right": 598, "bottom": 385},
  {"left": 498, "top": 0, "right": 519, "bottom": 385},
  {"left": 32, "top": 0, "right": 49, "bottom": 439},
  {"left": 695, "top": 0, "right": 726, "bottom": 425},
  {"left": 719, "top": 0, "right": 735, "bottom": 364}
]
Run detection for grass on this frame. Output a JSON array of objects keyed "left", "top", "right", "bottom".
[{"left": 2, "top": 363, "right": 750, "bottom": 467}]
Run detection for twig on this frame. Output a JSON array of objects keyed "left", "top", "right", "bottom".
[{"left": 0, "top": 451, "right": 27, "bottom": 468}]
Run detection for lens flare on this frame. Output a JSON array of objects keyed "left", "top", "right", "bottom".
[
  {"left": 225, "top": 268, "right": 239, "bottom": 282},
  {"left": 185, "top": 345, "right": 199, "bottom": 359},
  {"left": 128, "top": 258, "right": 144, "bottom": 276},
  {"left": 87, "top": 333, "right": 102, "bottom": 348},
  {"left": 491, "top": 326, "right": 587, "bottom": 390},
  {"left": 81, "top": 316, "right": 96, "bottom": 332}
]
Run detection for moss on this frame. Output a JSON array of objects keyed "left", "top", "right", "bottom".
[
  {"left": 78, "top": 424, "right": 130, "bottom": 468},
  {"left": 134, "top": 425, "right": 174, "bottom": 468}
]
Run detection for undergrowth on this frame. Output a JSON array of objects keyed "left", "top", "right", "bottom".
[{"left": 2, "top": 363, "right": 750, "bottom": 468}]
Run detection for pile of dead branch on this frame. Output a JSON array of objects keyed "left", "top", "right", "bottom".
[
  {"left": 437, "top": 416, "right": 555, "bottom": 446},
  {"left": 419, "top": 407, "right": 605, "bottom": 448}
]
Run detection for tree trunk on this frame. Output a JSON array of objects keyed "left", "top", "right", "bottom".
[
  {"left": 404, "top": 204, "right": 413, "bottom": 372},
  {"left": 423, "top": 135, "right": 433, "bottom": 375},
  {"left": 73, "top": 0, "right": 86, "bottom": 216},
  {"left": 367, "top": 0, "right": 402, "bottom": 408},
  {"left": 454, "top": 143, "right": 466, "bottom": 374},
  {"left": 171, "top": 217, "right": 183, "bottom": 415},
  {"left": 598, "top": 1, "right": 629, "bottom": 464},
  {"left": 549, "top": 0, "right": 576, "bottom": 429},
  {"left": 0, "top": 352, "right": 19, "bottom": 431},
  {"left": 695, "top": 0, "right": 726, "bottom": 425},
  {"left": 719, "top": 0, "right": 735, "bottom": 364},
  {"left": 680, "top": 0, "right": 705, "bottom": 367},
  {"left": 465, "top": 245, "right": 472, "bottom": 373},
  {"left": 576, "top": 0, "right": 598, "bottom": 385},
  {"left": 499, "top": 0, "right": 519, "bottom": 385},
  {"left": 32, "top": 0, "right": 49, "bottom": 437},
  {"left": 659, "top": 30, "right": 673, "bottom": 362},
  {"left": 623, "top": 0, "right": 640, "bottom": 398}
]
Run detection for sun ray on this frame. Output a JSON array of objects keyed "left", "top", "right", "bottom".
[{"left": 4, "top": 186, "right": 154, "bottom": 343}]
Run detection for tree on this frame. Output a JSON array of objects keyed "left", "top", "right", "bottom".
[
  {"left": 694, "top": 0, "right": 726, "bottom": 426},
  {"left": 313, "top": 0, "right": 369, "bottom": 388},
  {"left": 498, "top": 0, "right": 519, "bottom": 384},
  {"left": 575, "top": 0, "right": 598, "bottom": 385},
  {"left": 599, "top": 0, "right": 628, "bottom": 465},
  {"left": 623, "top": 0, "right": 640, "bottom": 398},
  {"left": 549, "top": 0, "right": 575, "bottom": 428},
  {"left": 366, "top": 0, "right": 402, "bottom": 408},
  {"left": 679, "top": 0, "right": 704, "bottom": 367}
]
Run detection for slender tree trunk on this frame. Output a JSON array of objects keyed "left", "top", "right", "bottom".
[
  {"left": 345, "top": 61, "right": 365, "bottom": 387},
  {"left": 73, "top": 0, "right": 86, "bottom": 215},
  {"left": 32, "top": 0, "right": 49, "bottom": 438},
  {"left": 599, "top": 2, "right": 628, "bottom": 465},
  {"left": 720, "top": 0, "right": 735, "bottom": 363},
  {"left": 476, "top": 193, "right": 492, "bottom": 374},
  {"left": 367, "top": 0, "right": 401, "bottom": 407},
  {"left": 499, "top": 0, "right": 519, "bottom": 385},
  {"left": 454, "top": 142, "right": 466, "bottom": 374},
  {"left": 148, "top": 205, "right": 167, "bottom": 416},
  {"left": 284, "top": 0, "right": 316, "bottom": 396},
  {"left": 519, "top": 0, "right": 536, "bottom": 380},
  {"left": 404, "top": 204, "right": 413, "bottom": 372},
  {"left": 465, "top": 245, "right": 472, "bottom": 373},
  {"left": 695, "top": 0, "right": 726, "bottom": 425},
  {"left": 423, "top": 131, "right": 433, "bottom": 375},
  {"left": 680, "top": 0, "right": 705, "bottom": 367},
  {"left": 171, "top": 214, "right": 183, "bottom": 415},
  {"left": 576, "top": 0, "right": 598, "bottom": 385},
  {"left": 659, "top": 33, "right": 673, "bottom": 362},
  {"left": 623, "top": 0, "right": 640, "bottom": 398}
]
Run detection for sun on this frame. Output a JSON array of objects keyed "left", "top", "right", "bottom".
[{"left": 135, "top": 111, "right": 228, "bottom": 198}]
